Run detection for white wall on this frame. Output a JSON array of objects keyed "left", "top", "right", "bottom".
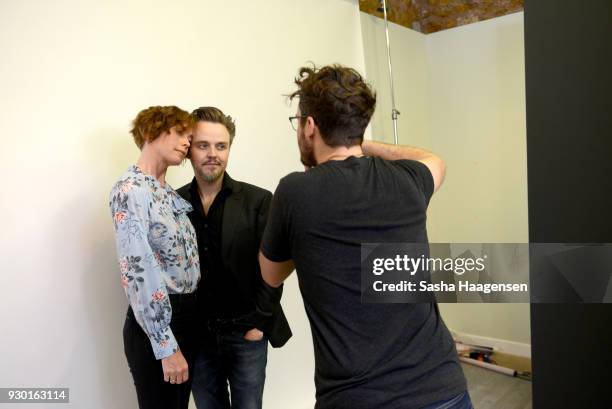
[
  {"left": 426, "top": 13, "right": 530, "bottom": 346},
  {"left": 360, "top": 12, "right": 531, "bottom": 346},
  {"left": 0, "top": 1, "right": 366, "bottom": 408},
  {"left": 360, "top": 12, "right": 429, "bottom": 147}
]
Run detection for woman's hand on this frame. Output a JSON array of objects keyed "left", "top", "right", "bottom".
[
  {"left": 243, "top": 328, "right": 264, "bottom": 342},
  {"left": 161, "top": 349, "right": 189, "bottom": 384}
]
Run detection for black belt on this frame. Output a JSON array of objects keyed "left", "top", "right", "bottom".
[{"left": 168, "top": 291, "right": 197, "bottom": 304}]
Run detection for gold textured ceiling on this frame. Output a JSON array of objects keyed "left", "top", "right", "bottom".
[{"left": 359, "top": 0, "right": 524, "bottom": 34}]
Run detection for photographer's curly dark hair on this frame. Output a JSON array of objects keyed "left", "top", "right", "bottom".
[{"left": 289, "top": 64, "right": 376, "bottom": 147}]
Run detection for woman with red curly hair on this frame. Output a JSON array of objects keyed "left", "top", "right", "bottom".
[{"left": 109, "top": 106, "right": 200, "bottom": 409}]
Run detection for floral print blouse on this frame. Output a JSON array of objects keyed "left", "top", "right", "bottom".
[{"left": 109, "top": 165, "right": 200, "bottom": 359}]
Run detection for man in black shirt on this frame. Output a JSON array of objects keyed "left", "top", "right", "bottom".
[
  {"left": 178, "top": 106, "right": 291, "bottom": 409},
  {"left": 259, "top": 65, "right": 471, "bottom": 409}
]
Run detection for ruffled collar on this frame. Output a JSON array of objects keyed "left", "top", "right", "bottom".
[{"left": 167, "top": 189, "right": 193, "bottom": 215}]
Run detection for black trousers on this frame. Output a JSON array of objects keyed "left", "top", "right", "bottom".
[{"left": 123, "top": 293, "right": 198, "bottom": 409}]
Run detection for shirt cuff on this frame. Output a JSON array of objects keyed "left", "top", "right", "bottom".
[
  {"left": 260, "top": 243, "right": 291, "bottom": 263},
  {"left": 150, "top": 327, "right": 178, "bottom": 360}
]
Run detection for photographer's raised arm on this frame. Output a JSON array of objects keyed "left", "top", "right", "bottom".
[{"left": 361, "top": 140, "right": 446, "bottom": 192}]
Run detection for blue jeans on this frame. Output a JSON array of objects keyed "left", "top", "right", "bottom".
[
  {"left": 191, "top": 330, "right": 268, "bottom": 409},
  {"left": 420, "top": 391, "right": 474, "bottom": 409}
]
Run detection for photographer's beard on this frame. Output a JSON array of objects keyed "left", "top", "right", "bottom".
[{"left": 298, "top": 128, "right": 317, "bottom": 168}]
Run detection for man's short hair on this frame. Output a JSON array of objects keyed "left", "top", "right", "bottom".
[
  {"left": 191, "top": 106, "right": 236, "bottom": 144},
  {"left": 130, "top": 106, "right": 194, "bottom": 149},
  {"left": 289, "top": 64, "right": 376, "bottom": 148}
]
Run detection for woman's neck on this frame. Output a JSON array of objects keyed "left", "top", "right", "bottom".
[{"left": 136, "top": 148, "right": 168, "bottom": 186}]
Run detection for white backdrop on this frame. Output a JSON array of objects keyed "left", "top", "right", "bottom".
[
  {"left": 361, "top": 12, "right": 531, "bottom": 346},
  {"left": 0, "top": 1, "right": 366, "bottom": 408}
]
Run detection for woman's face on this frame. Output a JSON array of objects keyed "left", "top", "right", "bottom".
[{"left": 153, "top": 126, "right": 192, "bottom": 166}]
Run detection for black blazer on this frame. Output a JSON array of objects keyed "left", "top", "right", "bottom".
[{"left": 177, "top": 174, "right": 292, "bottom": 348}]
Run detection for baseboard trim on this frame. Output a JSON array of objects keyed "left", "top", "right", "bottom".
[{"left": 450, "top": 329, "right": 532, "bottom": 358}]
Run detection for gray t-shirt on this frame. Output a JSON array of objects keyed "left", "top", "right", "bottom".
[{"left": 262, "top": 156, "right": 466, "bottom": 409}]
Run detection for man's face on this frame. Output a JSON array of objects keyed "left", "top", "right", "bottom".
[
  {"left": 189, "top": 121, "right": 231, "bottom": 183},
  {"left": 296, "top": 108, "right": 317, "bottom": 168}
]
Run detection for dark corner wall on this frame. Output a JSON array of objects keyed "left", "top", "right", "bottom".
[{"left": 524, "top": 0, "right": 612, "bottom": 408}]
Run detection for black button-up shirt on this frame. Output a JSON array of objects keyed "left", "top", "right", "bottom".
[{"left": 188, "top": 175, "right": 252, "bottom": 319}]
